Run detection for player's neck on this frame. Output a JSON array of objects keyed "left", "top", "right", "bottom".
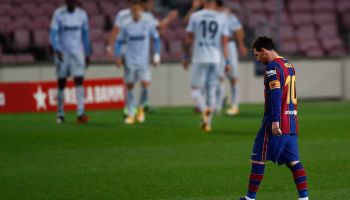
[{"left": 268, "top": 50, "right": 279, "bottom": 62}]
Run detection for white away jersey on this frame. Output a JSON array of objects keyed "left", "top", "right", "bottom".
[
  {"left": 114, "top": 9, "right": 159, "bottom": 28},
  {"left": 117, "top": 18, "right": 159, "bottom": 68},
  {"left": 50, "top": 6, "right": 89, "bottom": 55},
  {"left": 186, "top": 9, "right": 229, "bottom": 64}
]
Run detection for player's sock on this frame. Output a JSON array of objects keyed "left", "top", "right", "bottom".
[
  {"left": 191, "top": 89, "right": 206, "bottom": 112},
  {"left": 246, "top": 163, "right": 265, "bottom": 199},
  {"left": 140, "top": 87, "right": 149, "bottom": 107},
  {"left": 231, "top": 82, "right": 239, "bottom": 108},
  {"left": 76, "top": 85, "right": 85, "bottom": 116},
  {"left": 216, "top": 82, "right": 225, "bottom": 111},
  {"left": 207, "top": 85, "right": 217, "bottom": 125},
  {"left": 57, "top": 88, "right": 65, "bottom": 117},
  {"left": 287, "top": 162, "right": 308, "bottom": 199},
  {"left": 127, "top": 88, "right": 135, "bottom": 117}
]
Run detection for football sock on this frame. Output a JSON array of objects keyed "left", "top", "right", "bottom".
[
  {"left": 140, "top": 87, "right": 149, "bottom": 107},
  {"left": 231, "top": 82, "right": 239, "bottom": 107},
  {"left": 247, "top": 163, "right": 265, "bottom": 199},
  {"left": 127, "top": 88, "right": 135, "bottom": 117},
  {"left": 76, "top": 85, "right": 85, "bottom": 116},
  {"left": 57, "top": 88, "right": 65, "bottom": 117},
  {"left": 191, "top": 89, "right": 206, "bottom": 112},
  {"left": 216, "top": 81, "right": 225, "bottom": 111},
  {"left": 288, "top": 162, "right": 308, "bottom": 198}
]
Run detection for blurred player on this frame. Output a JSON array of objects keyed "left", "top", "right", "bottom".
[
  {"left": 183, "top": 0, "right": 231, "bottom": 132},
  {"left": 216, "top": 0, "right": 248, "bottom": 115},
  {"left": 49, "top": 0, "right": 91, "bottom": 124},
  {"left": 239, "top": 37, "right": 309, "bottom": 200},
  {"left": 114, "top": 0, "right": 161, "bottom": 124},
  {"left": 107, "top": 0, "right": 178, "bottom": 56}
]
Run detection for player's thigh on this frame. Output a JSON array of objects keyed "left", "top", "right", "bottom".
[
  {"left": 70, "top": 53, "right": 86, "bottom": 78},
  {"left": 124, "top": 67, "right": 137, "bottom": 84},
  {"left": 227, "top": 59, "right": 239, "bottom": 80},
  {"left": 137, "top": 68, "right": 151, "bottom": 84},
  {"left": 206, "top": 63, "right": 220, "bottom": 87},
  {"left": 277, "top": 134, "right": 300, "bottom": 165},
  {"left": 55, "top": 53, "right": 70, "bottom": 79},
  {"left": 251, "top": 125, "right": 269, "bottom": 162},
  {"left": 191, "top": 63, "right": 206, "bottom": 89}
]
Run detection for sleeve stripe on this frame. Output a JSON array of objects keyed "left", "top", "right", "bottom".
[{"left": 269, "top": 80, "right": 281, "bottom": 89}]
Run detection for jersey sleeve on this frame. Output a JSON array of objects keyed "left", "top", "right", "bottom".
[
  {"left": 266, "top": 62, "right": 282, "bottom": 122},
  {"left": 114, "top": 11, "right": 124, "bottom": 27},
  {"left": 228, "top": 14, "right": 242, "bottom": 33},
  {"left": 144, "top": 12, "right": 159, "bottom": 27},
  {"left": 50, "top": 10, "right": 60, "bottom": 30},
  {"left": 81, "top": 11, "right": 92, "bottom": 56},
  {"left": 186, "top": 14, "right": 196, "bottom": 33}
]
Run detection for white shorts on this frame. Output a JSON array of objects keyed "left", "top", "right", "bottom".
[
  {"left": 124, "top": 66, "right": 151, "bottom": 84},
  {"left": 219, "top": 43, "right": 239, "bottom": 79},
  {"left": 191, "top": 63, "right": 220, "bottom": 88},
  {"left": 55, "top": 53, "right": 85, "bottom": 78}
]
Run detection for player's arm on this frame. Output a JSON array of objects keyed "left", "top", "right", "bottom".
[
  {"left": 183, "top": 0, "right": 202, "bottom": 24},
  {"left": 49, "top": 11, "right": 63, "bottom": 61},
  {"left": 107, "top": 27, "right": 120, "bottom": 56},
  {"left": 158, "top": 10, "right": 178, "bottom": 30},
  {"left": 82, "top": 13, "right": 92, "bottom": 66},
  {"left": 221, "top": 35, "right": 231, "bottom": 73},
  {"left": 151, "top": 26, "right": 161, "bottom": 67},
  {"left": 234, "top": 28, "right": 248, "bottom": 57},
  {"left": 266, "top": 63, "right": 282, "bottom": 135},
  {"left": 114, "top": 28, "right": 126, "bottom": 68},
  {"left": 183, "top": 32, "right": 193, "bottom": 70},
  {"left": 107, "top": 12, "right": 123, "bottom": 56}
]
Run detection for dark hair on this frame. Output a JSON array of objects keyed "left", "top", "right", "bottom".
[
  {"left": 130, "top": 0, "right": 143, "bottom": 5},
  {"left": 216, "top": 0, "right": 224, "bottom": 7},
  {"left": 251, "top": 36, "right": 276, "bottom": 51}
]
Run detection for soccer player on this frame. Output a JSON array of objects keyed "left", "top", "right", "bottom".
[
  {"left": 114, "top": 0, "right": 161, "bottom": 124},
  {"left": 239, "top": 37, "right": 309, "bottom": 200},
  {"left": 49, "top": 0, "right": 91, "bottom": 124},
  {"left": 216, "top": 0, "right": 248, "bottom": 115},
  {"left": 183, "top": 0, "right": 231, "bottom": 132},
  {"left": 106, "top": 0, "right": 178, "bottom": 56}
]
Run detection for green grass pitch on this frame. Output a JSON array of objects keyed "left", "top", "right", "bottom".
[{"left": 0, "top": 101, "right": 350, "bottom": 200}]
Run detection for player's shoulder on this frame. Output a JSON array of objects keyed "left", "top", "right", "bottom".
[
  {"left": 118, "top": 8, "right": 131, "bottom": 17},
  {"left": 75, "top": 7, "right": 88, "bottom": 17},
  {"left": 53, "top": 6, "right": 66, "bottom": 16}
]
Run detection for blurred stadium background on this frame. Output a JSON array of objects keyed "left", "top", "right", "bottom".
[
  {"left": 1, "top": 0, "right": 350, "bottom": 200},
  {"left": 0, "top": 0, "right": 350, "bottom": 106}
]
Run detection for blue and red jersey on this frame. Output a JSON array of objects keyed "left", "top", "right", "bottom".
[{"left": 263, "top": 56, "right": 298, "bottom": 134}]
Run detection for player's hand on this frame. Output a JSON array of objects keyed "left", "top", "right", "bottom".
[
  {"left": 115, "top": 57, "right": 123, "bottom": 68},
  {"left": 106, "top": 45, "right": 114, "bottom": 57},
  {"left": 272, "top": 121, "right": 282, "bottom": 136},
  {"left": 55, "top": 50, "right": 64, "bottom": 62},
  {"left": 153, "top": 54, "right": 160, "bottom": 68},
  {"left": 239, "top": 44, "right": 248, "bottom": 57},
  {"left": 85, "top": 56, "right": 90, "bottom": 68},
  {"left": 182, "top": 60, "right": 190, "bottom": 70}
]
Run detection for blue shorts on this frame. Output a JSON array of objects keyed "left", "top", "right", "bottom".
[{"left": 251, "top": 124, "right": 300, "bottom": 165}]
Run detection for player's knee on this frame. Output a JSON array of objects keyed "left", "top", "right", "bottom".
[
  {"left": 74, "top": 76, "right": 84, "bottom": 86},
  {"left": 58, "top": 78, "right": 67, "bottom": 90},
  {"left": 141, "top": 81, "right": 150, "bottom": 88},
  {"left": 126, "top": 83, "right": 134, "bottom": 90}
]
